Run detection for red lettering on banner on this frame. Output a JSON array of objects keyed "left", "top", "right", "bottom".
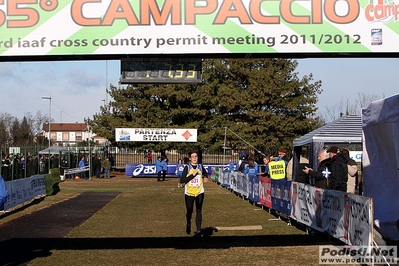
[{"left": 70, "top": 0, "right": 360, "bottom": 27}]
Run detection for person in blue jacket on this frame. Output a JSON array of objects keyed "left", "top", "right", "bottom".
[
  {"left": 78, "top": 155, "right": 87, "bottom": 180},
  {"left": 244, "top": 156, "right": 259, "bottom": 176},
  {"left": 156, "top": 156, "right": 163, "bottom": 182},
  {"left": 228, "top": 158, "right": 235, "bottom": 172},
  {"left": 176, "top": 159, "right": 184, "bottom": 179}
]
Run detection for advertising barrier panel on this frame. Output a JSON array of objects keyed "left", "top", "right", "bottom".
[
  {"left": 291, "top": 182, "right": 373, "bottom": 247},
  {"left": 236, "top": 173, "right": 249, "bottom": 198},
  {"left": 271, "top": 179, "right": 292, "bottom": 215},
  {"left": 126, "top": 164, "right": 212, "bottom": 177},
  {"left": 248, "top": 174, "right": 260, "bottom": 203},
  {"left": 3, "top": 175, "right": 46, "bottom": 211},
  {"left": 259, "top": 177, "right": 272, "bottom": 209},
  {"left": 220, "top": 170, "right": 231, "bottom": 188}
]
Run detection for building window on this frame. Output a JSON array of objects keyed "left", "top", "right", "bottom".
[
  {"left": 62, "top": 132, "right": 69, "bottom": 141},
  {"left": 76, "top": 132, "right": 82, "bottom": 141}
]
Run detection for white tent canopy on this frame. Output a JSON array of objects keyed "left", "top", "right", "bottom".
[
  {"left": 38, "top": 145, "right": 68, "bottom": 155},
  {"left": 293, "top": 115, "right": 362, "bottom": 147},
  {"left": 362, "top": 93, "right": 399, "bottom": 241}
]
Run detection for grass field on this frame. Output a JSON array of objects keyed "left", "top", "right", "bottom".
[{"left": 1, "top": 173, "right": 343, "bottom": 266}]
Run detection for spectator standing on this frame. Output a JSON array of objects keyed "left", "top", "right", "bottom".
[
  {"left": 109, "top": 155, "right": 115, "bottom": 170},
  {"left": 14, "top": 155, "right": 21, "bottom": 179},
  {"left": 39, "top": 155, "right": 46, "bottom": 174},
  {"left": 147, "top": 151, "right": 153, "bottom": 164},
  {"left": 94, "top": 155, "right": 102, "bottom": 178},
  {"left": 340, "top": 149, "right": 358, "bottom": 194},
  {"left": 327, "top": 146, "right": 348, "bottom": 192},
  {"left": 259, "top": 155, "right": 270, "bottom": 177},
  {"left": 156, "top": 156, "right": 163, "bottom": 182},
  {"left": 238, "top": 155, "right": 248, "bottom": 173},
  {"left": 277, "top": 149, "right": 289, "bottom": 165},
  {"left": 79, "top": 155, "right": 87, "bottom": 180},
  {"left": 102, "top": 157, "right": 111, "bottom": 178},
  {"left": 2, "top": 155, "right": 11, "bottom": 181},
  {"left": 180, "top": 151, "right": 208, "bottom": 237},
  {"left": 161, "top": 156, "right": 168, "bottom": 181},
  {"left": 244, "top": 156, "right": 259, "bottom": 176},
  {"left": 303, "top": 150, "right": 330, "bottom": 189},
  {"left": 228, "top": 158, "right": 235, "bottom": 172},
  {"left": 176, "top": 159, "right": 184, "bottom": 179},
  {"left": 238, "top": 153, "right": 246, "bottom": 171},
  {"left": 90, "top": 154, "right": 96, "bottom": 178}
]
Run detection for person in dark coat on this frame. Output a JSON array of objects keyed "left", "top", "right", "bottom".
[
  {"left": 327, "top": 146, "right": 348, "bottom": 192},
  {"left": 109, "top": 155, "right": 115, "bottom": 170},
  {"left": 94, "top": 155, "right": 102, "bottom": 178},
  {"left": 303, "top": 150, "right": 330, "bottom": 189}
]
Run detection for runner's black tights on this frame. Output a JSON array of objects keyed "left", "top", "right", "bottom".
[{"left": 185, "top": 193, "right": 204, "bottom": 232}]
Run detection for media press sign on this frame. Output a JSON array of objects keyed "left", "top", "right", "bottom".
[
  {"left": 115, "top": 128, "right": 197, "bottom": 142},
  {"left": 1, "top": 0, "right": 399, "bottom": 58}
]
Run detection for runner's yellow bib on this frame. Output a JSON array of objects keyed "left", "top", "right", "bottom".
[{"left": 185, "top": 164, "right": 204, "bottom": 197}]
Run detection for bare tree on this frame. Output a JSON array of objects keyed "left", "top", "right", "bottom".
[
  {"left": 0, "top": 120, "right": 10, "bottom": 146},
  {"left": 33, "top": 110, "right": 49, "bottom": 135},
  {"left": 318, "top": 92, "right": 384, "bottom": 123}
]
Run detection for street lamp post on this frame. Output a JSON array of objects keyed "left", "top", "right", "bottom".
[{"left": 42, "top": 96, "right": 51, "bottom": 148}]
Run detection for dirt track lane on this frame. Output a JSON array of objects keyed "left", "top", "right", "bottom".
[{"left": 0, "top": 192, "right": 119, "bottom": 266}]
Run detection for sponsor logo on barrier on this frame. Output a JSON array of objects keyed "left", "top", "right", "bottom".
[
  {"left": 133, "top": 164, "right": 144, "bottom": 176},
  {"left": 319, "top": 245, "right": 397, "bottom": 264},
  {"left": 133, "top": 164, "right": 157, "bottom": 176}
]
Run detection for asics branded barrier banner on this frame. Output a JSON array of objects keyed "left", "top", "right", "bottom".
[
  {"left": 0, "top": 0, "right": 398, "bottom": 58},
  {"left": 126, "top": 163, "right": 212, "bottom": 177},
  {"left": 126, "top": 164, "right": 176, "bottom": 177}
]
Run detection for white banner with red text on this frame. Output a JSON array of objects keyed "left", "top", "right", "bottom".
[{"left": 291, "top": 182, "right": 373, "bottom": 247}]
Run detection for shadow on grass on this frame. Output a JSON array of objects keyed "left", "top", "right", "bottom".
[
  {"left": 0, "top": 197, "right": 45, "bottom": 219},
  {"left": 0, "top": 233, "right": 330, "bottom": 265}
]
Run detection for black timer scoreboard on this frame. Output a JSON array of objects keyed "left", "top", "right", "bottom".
[{"left": 120, "top": 58, "right": 202, "bottom": 84}]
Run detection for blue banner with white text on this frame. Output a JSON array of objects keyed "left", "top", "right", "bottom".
[{"left": 271, "top": 179, "right": 292, "bottom": 215}]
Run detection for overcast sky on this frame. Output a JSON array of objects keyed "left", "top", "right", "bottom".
[{"left": 0, "top": 58, "right": 397, "bottom": 123}]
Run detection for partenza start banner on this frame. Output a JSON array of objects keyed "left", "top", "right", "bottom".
[
  {"left": 0, "top": 0, "right": 398, "bottom": 57},
  {"left": 115, "top": 128, "right": 197, "bottom": 142}
]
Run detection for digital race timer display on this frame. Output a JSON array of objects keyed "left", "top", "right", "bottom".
[{"left": 120, "top": 58, "right": 202, "bottom": 84}]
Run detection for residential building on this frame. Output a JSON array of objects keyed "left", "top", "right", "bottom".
[{"left": 42, "top": 122, "right": 97, "bottom": 146}]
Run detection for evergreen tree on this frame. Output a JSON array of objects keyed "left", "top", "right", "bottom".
[
  {"left": 20, "top": 116, "right": 33, "bottom": 144},
  {"left": 10, "top": 118, "right": 21, "bottom": 145},
  {"left": 89, "top": 58, "right": 322, "bottom": 154}
]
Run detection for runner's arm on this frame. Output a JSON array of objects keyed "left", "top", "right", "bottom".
[
  {"left": 201, "top": 164, "right": 208, "bottom": 178},
  {"left": 179, "top": 166, "right": 195, "bottom": 184}
]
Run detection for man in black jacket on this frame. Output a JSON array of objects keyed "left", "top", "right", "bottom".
[
  {"left": 303, "top": 150, "right": 330, "bottom": 189},
  {"left": 327, "top": 146, "right": 348, "bottom": 192}
]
